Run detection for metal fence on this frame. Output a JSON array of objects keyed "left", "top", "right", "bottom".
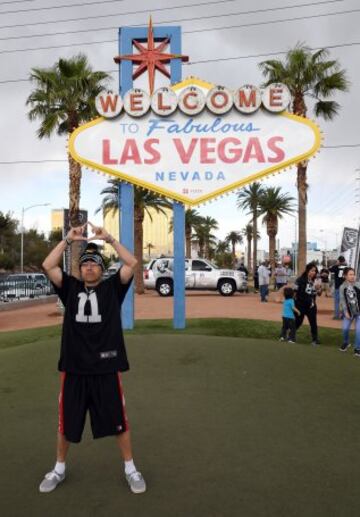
[{"left": 0, "top": 278, "right": 54, "bottom": 302}]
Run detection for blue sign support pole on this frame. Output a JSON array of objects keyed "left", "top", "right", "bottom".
[
  {"left": 173, "top": 202, "right": 186, "bottom": 328},
  {"left": 119, "top": 182, "right": 134, "bottom": 329},
  {"left": 118, "top": 25, "right": 185, "bottom": 329},
  {"left": 119, "top": 28, "right": 135, "bottom": 330}
]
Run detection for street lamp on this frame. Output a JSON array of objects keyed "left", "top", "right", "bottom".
[{"left": 21, "top": 203, "right": 50, "bottom": 272}]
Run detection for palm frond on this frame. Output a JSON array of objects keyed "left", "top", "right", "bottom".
[{"left": 314, "top": 100, "right": 341, "bottom": 120}]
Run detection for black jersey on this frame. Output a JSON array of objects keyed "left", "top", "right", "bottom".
[
  {"left": 329, "top": 264, "right": 347, "bottom": 289},
  {"left": 53, "top": 270, "right": 132, "bottom": 374},
  {"left": 295, "top": 276, "right": 317, "bottom": 309}
]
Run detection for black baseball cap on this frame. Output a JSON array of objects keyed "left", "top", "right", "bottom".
[{"left": 79, "top": 243, "right": 105, "bottom": 270}]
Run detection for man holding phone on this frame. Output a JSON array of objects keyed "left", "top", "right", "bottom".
[{"left": 39, "top": 222, "right": 146, "bottom": 495}]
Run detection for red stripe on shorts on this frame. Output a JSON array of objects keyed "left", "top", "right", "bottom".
[
  {"left": 117, "top": 372, "right": 129, "bottom": 432},
  {"left": 58, "top": 372, "right": 66, "bottom": 435}
]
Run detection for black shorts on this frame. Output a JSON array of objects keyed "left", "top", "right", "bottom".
[{"left": 58, "top": 372, "right": 129, "bottom": 443}]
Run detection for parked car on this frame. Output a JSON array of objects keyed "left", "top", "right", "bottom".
[
  {"left": 143, "top": 259, "right": 160, "bottom": 289},
  {"left": 151, "top": 257, "right": 248, "bottom": 296},
  {"left": 103, "top": 263, "right": 120, "bottom": 279},
  {"left": 6, "top": 273, "right": 48, "bottom": 287},
  {"left": 0, "top": 273, "right": 51, "bottom": 300}
]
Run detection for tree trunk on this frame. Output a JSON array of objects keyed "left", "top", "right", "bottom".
[
  {"left": 199, "top": 241, "right": 204, "bottom": 258},
  {"left": 134, "top": 206, "right": 144, "bottom": 294},
  {"left": 269, "top": 233, "right": 276, "bottom": 275},
  {"left": 267, "top": 217, "right": 278, "bottom": 274},
  {"left": 205, "top": 240, "right": 210, "bottom": 259},
  {"left": 185, "top": 226, "right": 192, "bottom": 258},
  {"left": 297, "top": 162, "right": 308, "bottom": 274},
  {"left": 252, "top": 212, "right": 258, "bottom": 275},
  {"left": 68, "top": 153, "right": 82, "bottom": 278},
  {"left": 232, "top": 242, "right": 236, "bottom": 267},
  {"left": 247, "top": 237, "right": 252, "bottom": 270},
  {"left": 293, "top": 93, "right": 307, "bottom": 275}
]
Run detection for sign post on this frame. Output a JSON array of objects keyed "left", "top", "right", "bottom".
[{"left": 117, "top": 23, "right": 185, "bottom": 330}]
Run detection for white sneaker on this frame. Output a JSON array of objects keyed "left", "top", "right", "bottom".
[
  {"left": 39, "top": 470, "right": 65, "bottom": 493},
  {"left": 125, "top": 470, "right": 146, "bottom": 494}
]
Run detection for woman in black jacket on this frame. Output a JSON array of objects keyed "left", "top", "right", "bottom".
[{"left": 294, "top": 263, "right": 322, "bottom": 345}]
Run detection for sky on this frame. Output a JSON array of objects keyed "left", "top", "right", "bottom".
[{"left": 0, "top": 0, "right": 359, "bottom": 253}]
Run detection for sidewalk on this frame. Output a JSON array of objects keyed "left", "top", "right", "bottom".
[{"left": 0, "top": 290, "right": 338, "bottom": 333}]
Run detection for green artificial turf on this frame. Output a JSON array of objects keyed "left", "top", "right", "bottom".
[
  {"left": 1, "top": 330, "right": 360, "bottom": 517},
  {"left": 0, "top": 317, "right": 352, "bottom": 351}
]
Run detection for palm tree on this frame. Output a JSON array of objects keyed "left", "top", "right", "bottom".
[
  {"left": 26, "top": 54, "right": 109, "bottom": 274},
  {"left": 97, "top": 179, "right": 172, "bottom": 294},
  {"left": 202, "top": 216, "right": 219, "bottom": 259},
  {"left": 169, "top": 208, "right": 203, "bottom": 258},
  {"left": 258, "top": 187, "right": 295, "bottom": 272},
  {"left": 216, "top": 240, "right": 230, "bottom": 255},
  {"left": 214, "top": 240, "right": 232, "bottom": 268},
  {"left": 237, "top": 182, "right": 264, "bottom": 274},
  {"left": 241, "top": 223, "right": 259, "bottom": 271},
  {"left": 192, "top": 216, "right": 218, "bottom": 259},
  {"left": 225, "top": 231, "right": 243, "bottom": 267},
  {"left": 144, "top": 242, "right": 155, "bottom": 259},
  {"left": 259, "top": 44, "right": 349, "bottom": 272},
  {"left": 192, "top": 225, "right": 206, "bottom": 258}
]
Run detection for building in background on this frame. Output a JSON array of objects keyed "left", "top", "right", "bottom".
[
  {"left": 307, "top": 242, "right": 318, "bottom": 251},
  {"left": 51, "top": 209, "right": 64, "bottom": 232},
  {"left": 256, "top": 249, "right": 268, "bottom": 263},
  {"left": 103, "top": 207, "right": 174, "bottom": 260},
  {"left": 51, "top": 208, "right": 88, "bottom": 235}
]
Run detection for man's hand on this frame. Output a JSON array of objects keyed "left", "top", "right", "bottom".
[
  {"left": 66, "top": 225, "right": 88, "bottom": 242},
  {"left": 87, "top": 221, "right": 112, "bottom": 242}
]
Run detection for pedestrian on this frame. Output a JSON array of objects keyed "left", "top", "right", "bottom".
[
  {"left": 319, "top": 266, "right": 331, "bottom": 297},
  {"left": 258, "top": 261, "right": 270, "bottom": 302},
  {"left": 294, "top": 263, "right": 322, "bottom": 345},
  {"left": 274, "top": 262, "right": 288, "bottom": 290},
  {"left": 330, "top": 255, "right": 347, "bottom": 319},
  {"left": 254, "top": 264, "right": 259, "bottom": 292},
  {"left": 339, "top": 267, "right": 360, "bottom": 356},
  {"left": 279, "top": 287, "right": 301, "bottom": 343},
  {"left": 237, "top": 262, "right": 248, "bottom": 278},
  {"left": 39, "top": 222, "right": 146, "bottom": 495}
]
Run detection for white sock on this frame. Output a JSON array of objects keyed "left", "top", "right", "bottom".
[
  {"left": 54, "top": 461, "right": 66, "bottom": 475},
  {"left": 124, "top": 459, "right": 136, "bottom": 475}
]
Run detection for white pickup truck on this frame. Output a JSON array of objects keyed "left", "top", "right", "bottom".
[{"left": 152, "top": 257, "right": 248, "bottom": 296}]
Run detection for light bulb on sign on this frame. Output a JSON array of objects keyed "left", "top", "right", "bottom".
[
  {"left": 123, "top": 89, "right": 150, "bottom": 117},
  {"left": 151, "top": 87, "right": 178, "bottom": 116},
  {"left": 95, "top": 91, "right": 123, "bottom": 118}
]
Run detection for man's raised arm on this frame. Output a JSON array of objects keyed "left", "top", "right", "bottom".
[
  {"left": 87, "top": 222, "right": 138, "bottom": 284},
  {"left": 42, "top": 225, "right": 87, "bottom": 288}
]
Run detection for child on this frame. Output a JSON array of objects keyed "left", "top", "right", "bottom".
[
  {"left": 339, "top": 267, "right": 360, "bottom": 356},
  {"left": 279, "top": 287, "right": 300, "bottom": 343}
]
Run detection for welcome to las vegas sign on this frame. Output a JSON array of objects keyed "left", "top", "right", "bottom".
[{"left": 69, "top": 77, "right": 321, "bottom": 206}]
